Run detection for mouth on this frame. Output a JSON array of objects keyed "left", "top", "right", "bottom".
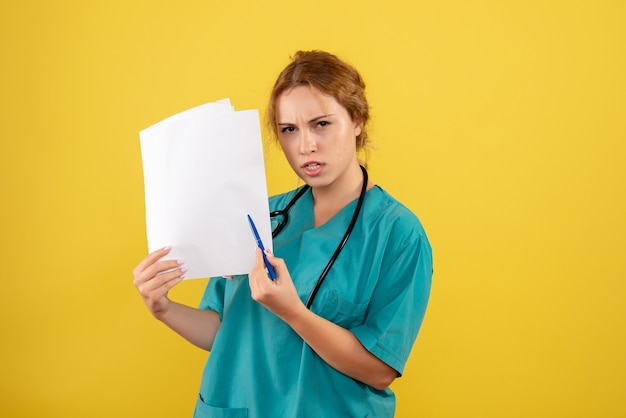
[
  {"left": 302, "top": 162, "right": 322, "bottom": 170},
  {"left": 301, "top": 162, "right": 324, "bottom": 176}
]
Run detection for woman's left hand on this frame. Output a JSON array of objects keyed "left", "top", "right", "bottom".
[{"left": 248, "top": 248, "right": 305, "bottom": 319}]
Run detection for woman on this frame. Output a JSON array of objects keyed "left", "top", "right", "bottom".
[{"left": 133, "top": 50, "right": 432, "bottom": 417}]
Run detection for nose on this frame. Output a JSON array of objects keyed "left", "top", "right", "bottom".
[{"left": 298, "top": 130, "right": 317, "bottom": 155}]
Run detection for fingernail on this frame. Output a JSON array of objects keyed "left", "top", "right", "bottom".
[
  {"left": 164, "top": 246, "right": 172, "bottom": 251},
  {"left": 177, "top": 260, "right": 185, "bottom": 265}
]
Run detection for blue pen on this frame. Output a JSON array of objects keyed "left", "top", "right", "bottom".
[{"left": 247, "top": 214, "right": 277, "bottom": 280}]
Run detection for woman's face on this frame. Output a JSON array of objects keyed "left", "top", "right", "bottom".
[{"left": 275, "top": 85, "right": 362, "bottom": 191}]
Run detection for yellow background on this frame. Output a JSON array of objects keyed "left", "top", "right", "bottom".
[{"left": 1, "top": 1, "right": 624, "bottom": 417}]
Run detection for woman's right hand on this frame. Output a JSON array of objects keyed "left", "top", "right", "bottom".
[{"left": 132, "top": 246, "right": 186, "bottom": 319}]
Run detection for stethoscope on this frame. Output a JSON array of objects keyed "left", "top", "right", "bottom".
[{"left": 270, "top": 165, "right": 368, "bottom": 309}]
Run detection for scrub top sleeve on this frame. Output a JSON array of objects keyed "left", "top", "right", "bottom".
[
  {"left": 199, "top": 277, "right": 227, "bottom": 320},
  {"left": 351, "top": 233, "right": 432, "bottom": 376}
]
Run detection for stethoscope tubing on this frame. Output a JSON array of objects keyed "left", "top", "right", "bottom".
[
  {"left": 270, "top": 185, "right": 310, "bottom": 238},
  {"left": 270, "top": 166, "right": 369, "bottom": 309},
  {"left": 305, "top": 166, "right": 368, "bottom": 308}
]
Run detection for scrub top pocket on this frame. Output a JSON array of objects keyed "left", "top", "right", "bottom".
[
  {"left": 316, "top": 289, "right": 368, "bottom": 329},
  {"left": 193, "top": 394, "right": 248, "bottom": 418}
]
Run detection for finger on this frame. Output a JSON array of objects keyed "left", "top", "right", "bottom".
[
  {"left": 258, "top": 248, "right": 280, "bottom": 282},
  {"left": 154, "top": 268, "right": 186, "bottom": 290},
  {"left": 134, "top": 259, "right": 184, "bottom": 287},
  {"left": 250, "top": 247, "right": 267, "bottom": 272},
  {"left": 254, "top": 247, "right": 265, "bottom": 267},
  {"left": 264, "top": 251, "right": 286, "bottom": 274},
  {"left": 162, "top": 275, "right": 185, "bottom": 292},
  {"left": 248, "top": 249, "right": 263, "bottom": 298},
  {"left": 138, "top": 266, "right": 186, "bottom": 294},
  {"left": 133, "top": 246, "right": 172, "bottom": 276},
  {"left": 249, "top": 248, "right": 268, "bottom": 280},
  {"left": 151, "top": 259, "right": 185, "bottom": 277}
]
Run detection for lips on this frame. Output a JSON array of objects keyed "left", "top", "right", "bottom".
[{"left": 301, "top": 162, "right": 324, "bottom": 176}]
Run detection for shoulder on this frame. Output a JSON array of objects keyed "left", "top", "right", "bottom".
[
  {"left": 365, "top": 186, "right": 430, "bottom": 249},
  {"left": 269, "top": 186, "right": 308, "bottom": 212}
]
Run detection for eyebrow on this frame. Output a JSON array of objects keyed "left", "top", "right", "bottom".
[{"left": 277, "top": 114, "right": 335, "bottom": 126}]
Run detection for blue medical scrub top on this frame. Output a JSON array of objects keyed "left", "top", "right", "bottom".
[{"left": 194, "top": 186, "right": 432, "bottom": 418}]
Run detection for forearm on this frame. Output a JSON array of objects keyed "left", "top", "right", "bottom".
[
  {"left": 156, "top": 301, "right": 221, "bottom": 351},
  {"left": 280, "top": 306, "right": 397, "bottom": 390}
]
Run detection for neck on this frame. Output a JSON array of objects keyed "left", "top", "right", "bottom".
[{"left": 311, "top": 163, "right": 370, "bottom": 227}]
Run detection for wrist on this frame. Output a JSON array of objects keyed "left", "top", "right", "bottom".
[
  {"left": 278, "top": 302, "right": 309, "bottom": 328},
  {"left": 151, "top": 298, "right": 173, "bottom": 322}
]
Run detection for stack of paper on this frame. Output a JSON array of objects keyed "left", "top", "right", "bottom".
[{"left": 139, "top": 99, "right": 272, "bottom": 280}]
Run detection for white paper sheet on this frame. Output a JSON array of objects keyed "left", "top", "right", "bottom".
[{"left": 139, "top": 99, "right": 272, "bottom": 280}]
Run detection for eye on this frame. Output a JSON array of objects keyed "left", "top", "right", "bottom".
[
  {"left": 280, "top": 126, "right": 296, "bottom": 133},
  {"left": 316, "top": 120, "right": 330, "bottom": 128}
]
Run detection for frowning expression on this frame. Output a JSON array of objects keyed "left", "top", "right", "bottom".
[{"left": 276, "top": 85, "right": 362, "bottom": 190}]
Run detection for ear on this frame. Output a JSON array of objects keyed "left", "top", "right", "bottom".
[{"left": 353, "top": 119, "right": 363, "bottom": 138}]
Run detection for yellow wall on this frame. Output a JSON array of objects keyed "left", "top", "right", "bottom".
[{"left": 1, "top": 1, "right": 624, "bottom": 416}]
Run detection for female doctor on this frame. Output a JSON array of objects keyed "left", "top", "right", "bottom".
[{"left": 133, "top": 50, "right": 433, "bottom": 417}]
